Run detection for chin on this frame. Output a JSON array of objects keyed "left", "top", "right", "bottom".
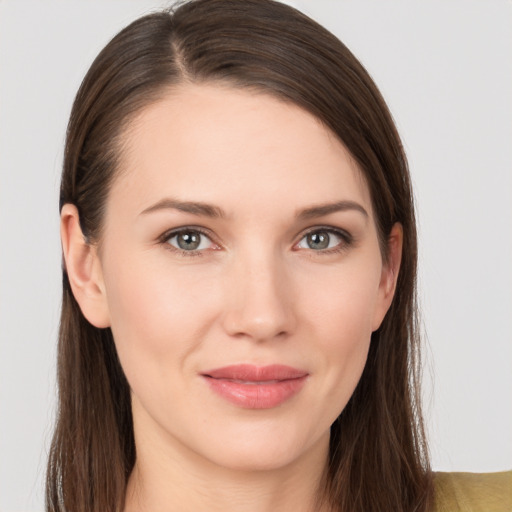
[
  {"left": 222, "top": 446, "right": 298, "bottom": 472},
  {"left": 194, "top": 422, "right": 330, "bottom": 474}
]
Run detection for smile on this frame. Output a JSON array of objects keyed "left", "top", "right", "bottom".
[{"left": 201, "top": 364, "right": 309, "bottom": 409}]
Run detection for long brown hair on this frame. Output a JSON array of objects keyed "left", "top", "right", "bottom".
[{"left": 47, "top": 1, "right": 433, "bottom": 510}]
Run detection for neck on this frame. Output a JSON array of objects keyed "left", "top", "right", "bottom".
[{"left": 124, "top": 417, "right": 331, "bottom": 512}]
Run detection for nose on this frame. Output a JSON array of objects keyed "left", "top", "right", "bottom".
[{"left": 221, "top": 250, "right": 297, "bottom": 342}]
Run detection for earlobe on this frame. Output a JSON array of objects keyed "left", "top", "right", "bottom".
[
  {"left": 372, "top": 223, "right": 403, "bottom": 331},
  {"left": 60, "top": 204, "right": 111, "bottom": 328}
]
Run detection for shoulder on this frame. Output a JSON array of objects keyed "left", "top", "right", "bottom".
[{"left": 433, "top": 470, "right": 512, "bottom": 512}]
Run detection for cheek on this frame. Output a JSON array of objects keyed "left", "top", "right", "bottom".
[
  {"left": 101, "top": 253, "right": 222, "bottom": 383},
  {"left": 314, "top": 292, "right": 372, "bottom": 392},
  {"left": 300, "top": 257, "right": 381, "bottom": 407},
  {"left": 303, "top": 255, "right": 382, "bottom": 346}
]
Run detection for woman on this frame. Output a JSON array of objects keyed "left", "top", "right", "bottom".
[{"left": 47, "top": 0, "right": 510, "bottom": 511}]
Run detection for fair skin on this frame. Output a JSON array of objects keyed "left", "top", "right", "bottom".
[{"left": 61, "top": 84, "right": 402, "bottom": 512}]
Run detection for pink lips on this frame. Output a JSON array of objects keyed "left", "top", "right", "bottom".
[{"left": 201, "top": 364, "right": 308, "bottom": 409}]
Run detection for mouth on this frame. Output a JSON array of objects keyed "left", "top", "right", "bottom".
[{"left": 201, "top": 364, "right": 309, "bottom": 409}]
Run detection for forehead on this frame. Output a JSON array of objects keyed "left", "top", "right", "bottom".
[{"left": 112, "top": 84, "right": 372, "bottom": 220}]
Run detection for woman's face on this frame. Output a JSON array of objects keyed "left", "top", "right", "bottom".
[{"left": 78, "top": 84, "right": 399, "bottom": 472}]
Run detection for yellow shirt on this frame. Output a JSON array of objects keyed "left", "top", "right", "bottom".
[{"left": 434, "top": 471, "right": 512, "bottom": 512}]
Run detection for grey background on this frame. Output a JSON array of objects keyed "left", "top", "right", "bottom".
[{"left": 1, "top": 1, "right": 511, "bottom": 510}]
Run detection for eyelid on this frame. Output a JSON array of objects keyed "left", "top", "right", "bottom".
[
  {"left": 293, "top": 225, "right": 354, "bottom": 253},
  {"left": 158, "top": 225, "right": 214, "bottom": 241},
  {"left": 158, "top": 226, "right": 221, "bottom": 255}
]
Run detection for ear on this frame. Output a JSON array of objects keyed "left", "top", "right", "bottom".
[
  {"left": 60, "top": 204, "right": 111, "bottom": 328},
  {"left": 372, "top": 222, "right": 403, "bottom": 331}
]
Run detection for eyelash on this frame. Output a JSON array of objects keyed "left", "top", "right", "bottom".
[
  {"left": 158, "top": 226, "right": 354, "bottom": 257},
  {"left": 298, "top": 226, "right": 354, "bottom": 256},
  {"left": 158, "top": 227, "right": 215, "bottom": 258}
]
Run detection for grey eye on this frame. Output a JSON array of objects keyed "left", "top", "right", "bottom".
[
  {"left": 306, "top": 231, "right": 330, "bottom": 250},
  {"left": 297, "top": 230, "right": 344, "bottom": 251},
  {"left": 168, "top": 230, "right": 212, "bottom": 251}
]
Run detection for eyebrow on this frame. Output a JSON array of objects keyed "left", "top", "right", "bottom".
[
  {"left": 140, "top": 197, "right": 368, "bottom": 220},
  {"left": 296, "top": 200, "right": 369, "bottom": 220},
  {"left": 140, "top": 198, "right": 226, "bottom": 218}
]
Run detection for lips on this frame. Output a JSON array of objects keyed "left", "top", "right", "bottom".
[{"left": 201, "top": 364, "right": 308, "bottom": 409}]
